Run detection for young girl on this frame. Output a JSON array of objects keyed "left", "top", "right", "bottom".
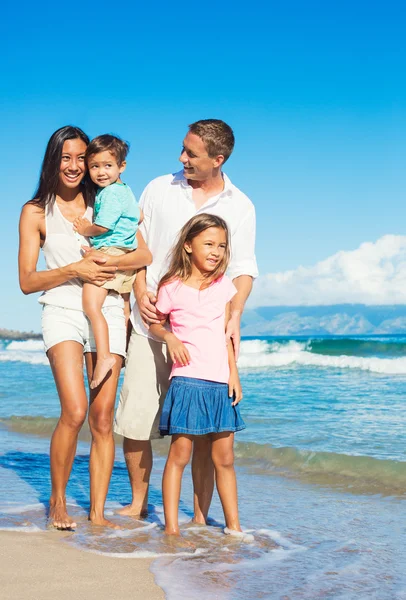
[
  {"left": 149, "top": 213, "right": 245, "bottom": 536},
  {"left": 74, "top": 134, "right": 151, "bottom": 389}
]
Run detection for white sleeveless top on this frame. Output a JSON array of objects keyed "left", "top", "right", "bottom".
[{"left": 38, "top": 199, "right": 122, "bottom": 310}]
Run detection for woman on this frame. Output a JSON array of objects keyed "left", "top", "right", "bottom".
[{"left": 18, "top": 126, "right": 152, "bottom": 529}]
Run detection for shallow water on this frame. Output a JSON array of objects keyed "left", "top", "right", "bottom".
[{"left": 0, "top": 336, "right": 405, "bottom": 598}]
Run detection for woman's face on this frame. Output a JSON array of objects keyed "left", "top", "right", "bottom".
[{"left": 58, "top": 138, "right": 87, "bottom": 189}]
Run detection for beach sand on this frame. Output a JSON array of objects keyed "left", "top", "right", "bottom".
[{"left": 0, "top": 530, "right": 165, "bottom": 600}]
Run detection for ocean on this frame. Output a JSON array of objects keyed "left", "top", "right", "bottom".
[{"left": 0, "top": 335, "right": 405, "bottom": 599}]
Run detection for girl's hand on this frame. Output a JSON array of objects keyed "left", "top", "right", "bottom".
[
  {"left": 228, "top": 370, "right": 243, "bottom": 406},
  {"left": 73, "top": 216, "right": 92, "bottom": 235},
  {"left": 165, "top": 333, "right": 190, "bottom": 366}
]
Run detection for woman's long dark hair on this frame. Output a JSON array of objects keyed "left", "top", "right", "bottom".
[{"left": 30, "top": 125, "right": 94, "bottom": 209}]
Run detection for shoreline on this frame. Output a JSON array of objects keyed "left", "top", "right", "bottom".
[{"left": 0, "top": 530, "right": 165, "bottom": 600}]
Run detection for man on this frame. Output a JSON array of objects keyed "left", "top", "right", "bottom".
[{"left": 114, "top": 119, "right": 258, "bottom": 522}]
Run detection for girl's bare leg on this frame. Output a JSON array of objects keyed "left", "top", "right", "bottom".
[
  {"left": 47, "top": 341, "right": 88, "bottom": 529},
  {"left": 192, "top": 435, "right": 215, "bottom": 524},
  {"left": 82, "top": 283, "right": 115, "bottom": 388},
  {"left": 162, "top": 435, "right": 193, "bottom": 535},
  {"left": 211, "top": 432, "right": 242, "bottom": 532},
  {"left": 86, "top": 351, "right": 122, "bottom": 528}
]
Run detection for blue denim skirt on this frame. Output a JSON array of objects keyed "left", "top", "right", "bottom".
[{"left": 159, "top": 376, "right": 246, "bottom": 436}]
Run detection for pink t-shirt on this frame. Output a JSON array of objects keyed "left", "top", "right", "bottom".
[{"left": 156, "top": 275, "right": 237, "bottom": 383}]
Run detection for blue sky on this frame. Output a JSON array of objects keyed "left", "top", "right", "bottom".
[{"left": 2, "top": 1, "right": 406, "bottom": 331}]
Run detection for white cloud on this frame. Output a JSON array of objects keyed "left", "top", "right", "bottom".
[{"left": 249, "top": 235, "right": 406, "bottom": 306}]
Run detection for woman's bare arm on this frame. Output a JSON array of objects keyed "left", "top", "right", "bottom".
[
  {"left": 85, "top": 230, "right": 152, "bottom": 271},
  {"left": 18, "top": 204, "right": 118, "bottom": 295}
]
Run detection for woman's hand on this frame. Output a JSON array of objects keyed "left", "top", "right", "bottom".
[
  {"left": 165, "top": 333, "right": 190, "bottom": 366},
  {"left": 228, "top": 369, "right": 243, "bottom": 406},
  {"left": 75, "top": 249, "right": 118, "bottom": 285}
]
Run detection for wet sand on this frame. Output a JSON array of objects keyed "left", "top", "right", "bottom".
[{"left": 0, "top": 530, "right": 165, "bottom": 600}]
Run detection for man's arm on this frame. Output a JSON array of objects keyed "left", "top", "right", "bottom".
[{"left": 226, "top": 275, "right": 253, "bottom": 358}]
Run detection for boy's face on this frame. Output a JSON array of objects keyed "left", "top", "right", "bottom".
[{"left": 87, "top": 150, "right": 126, "bottom": 187}]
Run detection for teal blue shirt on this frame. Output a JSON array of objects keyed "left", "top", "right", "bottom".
[{"left": 91, "top": 182, "right": 140, "bottom": 250}]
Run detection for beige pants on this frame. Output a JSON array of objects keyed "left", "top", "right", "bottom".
[
  {"left": 114, "top": 330, "right": 172, "bottom": 440},
  {"left": 98, "top": 247, "right": 136, "bottom": 294}
]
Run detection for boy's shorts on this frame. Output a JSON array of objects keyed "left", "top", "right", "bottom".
[
  {"left": 98, "top": 247, "right": 136, "bottom": 294},
  {"left": 41, "top": 304, "right": 126, "bottom": 357}
]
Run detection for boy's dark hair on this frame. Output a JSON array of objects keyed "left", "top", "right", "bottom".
[
  {"left": 86, "top": 134, "right": 129, "bottom": 165},
  {"left": 188, "top": 119, "right": 235, "bottom": 163}
]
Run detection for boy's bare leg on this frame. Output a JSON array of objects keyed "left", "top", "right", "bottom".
[
  {"left": 192, "top": 435, "right": 215, "bottom": 524},
  {"left": 82, "top": 283, "right": 115, "bottom": 388},
  {"left": 211, "top": 432, "right": 241, "bottom": 532},
  {"left": 162, "top": 435, "right": 193, "bottom": 535},
  {"left": 121, "top": 292, "right": 132, "bottom": 350}
]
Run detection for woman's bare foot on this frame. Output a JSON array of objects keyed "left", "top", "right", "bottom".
[
  {"left": 116, "top": 504, "right": 148, "bottom": 518},
  {"left": 164, "top": 531, "right": 195, "bottom": 549},
  {"left": 49, "top": 499, "right": 77, "bottom": 530},
  {"left": 88, "top": 512, "right": 121, "bottom": 529},
  {"left": 90, "top": 355, "right": 116, "bottom": 389}
]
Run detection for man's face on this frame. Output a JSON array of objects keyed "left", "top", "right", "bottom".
[{"left": 179, "top": 132, "right": 223, "bottom": 181}]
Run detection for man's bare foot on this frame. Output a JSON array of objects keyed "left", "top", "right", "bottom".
[
  {"left": 116, "top": 504, "right": 148, "bottom": 518},
  {"left": 88, "top": 513, "right": 121, "bottom": 529},
  {"left": 192, "top": 516, "right": 207, "bottom": 525},
  {"left": 90, "top": 355, "right": 116, "bottom": 389},
  {"left": 49, "top": 500, "right": 77, "bottom": 530}
]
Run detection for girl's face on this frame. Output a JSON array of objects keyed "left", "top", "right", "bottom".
[
  {"left": 184, "top": 227, "right": 227, "bottom": 274},
  {"left": 58, "top": 138, "right": 87, "bottom": 190}
]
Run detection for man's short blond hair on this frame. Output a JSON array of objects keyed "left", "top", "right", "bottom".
[{"left": 188, "top": 119, "right": 235, "bottom": 163}]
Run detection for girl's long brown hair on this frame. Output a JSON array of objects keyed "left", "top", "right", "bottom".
[{"left": 158, "top": 214, "right": 230, "bottom": 294}]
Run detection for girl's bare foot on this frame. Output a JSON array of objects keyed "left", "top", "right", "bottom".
[
  {"left": 90, "top": 355, "right": 116, "bottom": 389},
  {"left": 49, "top": 499, "right": 77, "bottom": 530},
  {"left": 117, "top": 504, "right": 148, "bottom": 518}
]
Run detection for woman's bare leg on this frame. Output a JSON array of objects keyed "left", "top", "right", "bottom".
[
  {"left": 82, "top": 283, "right": 115, "bottom": 389},
  {"left": 86, "top": 351, "right": 122, "bottom": 528},
  {"left": 47, "top": 341, "right": 88, "bottom": 529},
  {"left": 162, "top": 435, "right": 193, "bottom": 535},
  {"left": 211, "top": 432, "right": 241, "bottom": 532}
]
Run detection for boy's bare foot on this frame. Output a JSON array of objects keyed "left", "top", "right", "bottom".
[
  {"left": 116, "top": 504, "right": 148, "bottom": 518},
  {"left": 49, "top": 499, "right": 77, "bottom": 530},
  {"left": 90, "top": 355, "right": 116, "bottom": 389}
]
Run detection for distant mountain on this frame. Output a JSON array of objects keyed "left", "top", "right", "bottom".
[
  {"left": 0, "top": 328, "right": 41, "bottom": 340},
  {"left": 241, "top": 305, "right": 406, "bottom": 336}
]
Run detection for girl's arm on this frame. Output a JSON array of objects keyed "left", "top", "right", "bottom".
[
  {"left": 226, "top": 301, "right": 243, "bottom": 405},
  {"left": 149, "top": 320, "right": 190, "bottom": 366},
  {"left": 18, "top": 204, "right": 118, "bottom": 294}
]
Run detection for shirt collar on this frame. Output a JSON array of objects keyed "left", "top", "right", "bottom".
[{"left": 171, "top": 170, "right": 233, "bottom": 197}]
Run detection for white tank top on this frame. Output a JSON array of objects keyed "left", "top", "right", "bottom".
[{"left": 39, "top": 199, "right": 122, "bottom": 310}]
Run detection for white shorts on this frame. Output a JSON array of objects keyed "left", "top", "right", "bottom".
[
  {"left": 41, "top": 304, "right": 126, "bottom": 357},
  {"left": 114, "top": 330, "right": 172, "bottom": 440}
]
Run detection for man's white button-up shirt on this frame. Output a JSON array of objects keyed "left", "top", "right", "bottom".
[{"left": 132, "top": 170, "right": 259, "bottom": 337}]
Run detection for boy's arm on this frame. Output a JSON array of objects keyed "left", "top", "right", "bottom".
[{"left": 73, "top": 216, "right": 109, "bottom": 237}]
